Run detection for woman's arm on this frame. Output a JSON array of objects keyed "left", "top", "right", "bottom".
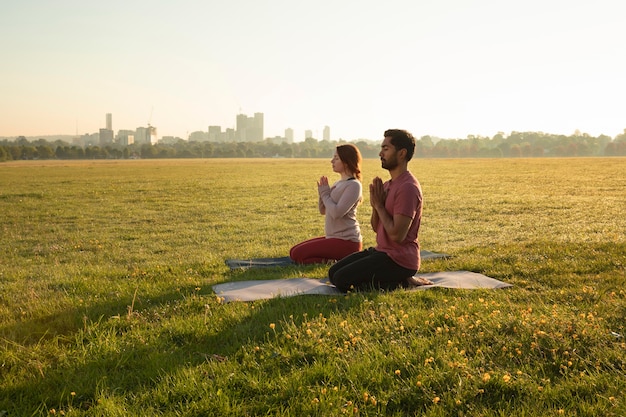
[
  {"left": 317, "top": 176, "right": 328, "bottom": 214},
  {"left": 319, "top": 180, "right": 361, "bottom": 219}
]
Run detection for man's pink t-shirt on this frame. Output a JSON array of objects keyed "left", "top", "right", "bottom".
[{"left": 375, "top": 170, "right": 423, "bottom": 270}]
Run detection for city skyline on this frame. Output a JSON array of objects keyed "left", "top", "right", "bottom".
[
  {"left": 1, "top": 1, "right": 625, "bottom": 141},
  {"left": 90, "top": 111, "right": 332, "bottom": 144}
]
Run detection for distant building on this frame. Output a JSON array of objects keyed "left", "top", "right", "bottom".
[
  {"left": 223, "top": 128, "right": 236, "bottom": 142},
  {"left": 99, "top": 128, "right": 114, "bottom": 146},
  {"left": 118, "top": 134, "right": 134, "bottom": 146},
  {"left": 189, "top": 131, "right": 208, "bottom": 142},
  {"left": 81, "top": 133, "right": 99, "bottom": 147},
  {"left": 135, "top": 126, "right": 157, "bottom": 145},
  {"left": 99, "top": 113, "right": 114, "bottom": 146},
  {"left": 284, "top": 128, "right": 294, "bottom": 143},
  {"left": 305, "top": 129, "right": 313, "bottom": 140},
  {"left": 236, "top": 112, "right": 264, "bottom": 142},
  {"left": 159, "top": 136, "right": 179, "bottom": 145},
  {"left": 208, "top": 126, "right": 222, "bottom": 142},
  {"left": 323, "top": 125, "right": 330, "bottom": 141},
  {"left": 116, "top": 129, "right": 134, "bottom": 146}
]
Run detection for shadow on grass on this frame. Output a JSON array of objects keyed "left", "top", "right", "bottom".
[{"left": 0, "top": 264, "right": 384, "bottom": 413}]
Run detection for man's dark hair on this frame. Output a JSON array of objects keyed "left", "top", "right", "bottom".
[{"left": 384, "top": 129, "right": 416, "bottom": 161}]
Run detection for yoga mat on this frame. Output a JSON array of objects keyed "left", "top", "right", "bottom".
[
  {"left": 212, "top": 271, "right": 511, "bottom": 302},
  {"left": 225, "top": 250, "right": 450, "bottom": 270}
]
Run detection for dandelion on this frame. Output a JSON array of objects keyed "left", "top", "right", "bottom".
[
  {"left": 558, "top": 409, "right": 565, "bottom": 415},
  {"left": 482, "top": 373, "right": 491, "bottom": 383},
  {"left": 502, "top": 374, "right": 511, "bottom": 383},
  {"left": 395, "top": 369, "right": 401, "bottom": 376},
  {"left": 433, "top": 396, "right": 440, "bottom": 404},
  {"left": 269, "top": 323, "right": 275, "bottom": 330}
]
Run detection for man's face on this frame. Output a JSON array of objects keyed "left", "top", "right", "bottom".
[{"left": 379, "top": 136, "right": 399, "bottom": 170}]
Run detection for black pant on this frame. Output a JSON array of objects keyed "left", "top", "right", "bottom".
[{"left": 328, "top": 247, "right": 417, "bottom": 292}]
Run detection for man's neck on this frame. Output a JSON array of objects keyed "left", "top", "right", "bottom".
[{"left": 388, "top": 164, "right": 408, "bottom": 180}]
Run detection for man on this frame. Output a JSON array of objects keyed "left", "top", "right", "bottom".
[{"left": 328, "top": 129, "right": 423, "bottom": 292}]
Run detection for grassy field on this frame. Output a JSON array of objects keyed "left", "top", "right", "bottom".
[{"left": 0, "top": 157, "right": 625, "bottom": 416}]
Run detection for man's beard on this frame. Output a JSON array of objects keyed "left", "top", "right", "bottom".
[{"left": 381, "top": 157, "right": 398, "bottom": 170}]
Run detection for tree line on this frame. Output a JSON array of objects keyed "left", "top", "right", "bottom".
[{"left": 1, "top": 130, "right": 625, "bottom": 161}]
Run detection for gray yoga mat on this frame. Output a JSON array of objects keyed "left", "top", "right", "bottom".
[
  {"left": 213, "top": 270, "right": 512, "bottom": 302},
  {"left": 225, "top": 250, "right": 450, "bottom": 270}
]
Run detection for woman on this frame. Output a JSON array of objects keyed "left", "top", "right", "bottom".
[{"left": 290, "top": 143, "right": 363, "bottom": 264}]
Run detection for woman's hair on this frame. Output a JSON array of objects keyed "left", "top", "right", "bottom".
[{"left": 336, "top": 143, "right": 362, "bottom": 181}]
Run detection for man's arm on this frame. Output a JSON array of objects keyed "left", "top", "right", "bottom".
[
  {"left": 369, "top": 177, "right": 383, "bottom": 231},
  {"left": 373, "top": 210, "right": 412, "bottom": 243},
  {"left": 370, "top": 177, "right": 414, "bottom": 242}
]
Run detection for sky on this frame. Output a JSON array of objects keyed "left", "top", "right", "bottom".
[{"left": 1, "top": 0, "right": 625, "bottom": 142}]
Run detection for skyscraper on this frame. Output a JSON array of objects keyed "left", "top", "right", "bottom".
[
  {"left": 284, "top": 128, "right": 294, "bottom": 143},
  {"left": 236, "top": 112, "right": 264, "bottom": 142},
  {"left": 323, "top": 125, "right": 330, "bottom": 141},
  {"left": 100, "top": 113, "right": 114, "bottom": 145}
]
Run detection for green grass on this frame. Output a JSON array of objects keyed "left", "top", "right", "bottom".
[{"left": 1, "top": 157, "right": 625, "bottom": 416}]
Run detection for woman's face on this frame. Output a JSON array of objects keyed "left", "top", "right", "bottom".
[{"left": 331, "top": 151, "right": 345, "bottom": 174}]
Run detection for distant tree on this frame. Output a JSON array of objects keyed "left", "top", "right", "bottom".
[
  {"left": 532, "top": 146, "right": 544, "bottom": 157},
  {"left": 8, "top": 145, "right": 22, "bottom": 160},
  {"left": 36, "top": 144, "right": 55, "bottom": 159},
  {"left": 614, "top": 129, "right": 626, "bottom": 143},
  {"left": 22, "top": 145, "right": 37, "bottom": 159},
  {"left": 140, "top": 143, "right": 157, "bottom": 158}
]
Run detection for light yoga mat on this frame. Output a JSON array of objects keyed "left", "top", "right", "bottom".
[
  {"left": 225, "top": 250, "right": 450, "bottom": 270},
  {"left": 212, "top": 271, "right": 512, "bottom": 302}
]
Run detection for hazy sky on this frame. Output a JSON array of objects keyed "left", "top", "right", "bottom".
[{"left": 1, "top": 0, "right": 624, "bottom": 141}]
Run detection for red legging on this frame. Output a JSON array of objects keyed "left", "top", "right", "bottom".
[{"left": 290, "top": 237, "right": 363, "bottom": 265}]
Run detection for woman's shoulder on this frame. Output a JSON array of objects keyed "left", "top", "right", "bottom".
[{"left": 342, "top": 178, "right": 362, "bottom": 190}]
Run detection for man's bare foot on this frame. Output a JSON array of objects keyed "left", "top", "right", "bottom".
[{"left": 404, "top": 276, "right": 434, "bottom": 288}]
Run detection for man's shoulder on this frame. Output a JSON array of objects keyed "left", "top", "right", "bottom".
[{"left": 397, "top": 170, "right": 420, "bottom": 186}]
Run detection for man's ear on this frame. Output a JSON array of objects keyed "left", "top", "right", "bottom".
[{"left": 398, "top": 148, "right": 408, "bottom": 161}]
